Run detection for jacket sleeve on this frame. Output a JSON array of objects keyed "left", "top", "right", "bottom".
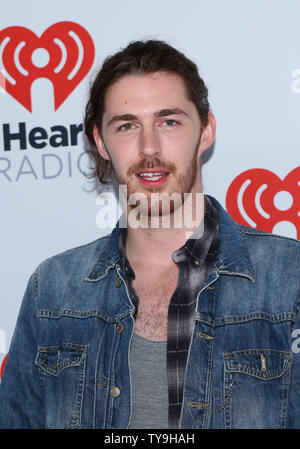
[
  {"left": 287, "top": 300, "right": 300, "bottom": 429},
  {"left": 0, "top": 270, "right": 45, "bottom": 428}
]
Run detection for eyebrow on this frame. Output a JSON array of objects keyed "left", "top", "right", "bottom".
[{"left": 106, "top": 108, "right": 189, "bottom": 127}]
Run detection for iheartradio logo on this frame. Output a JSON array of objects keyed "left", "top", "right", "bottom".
[
  {"left": 226, "top": 168, "right": 300, "bottom": 239},
  {"left": 0, "top": 21, "right": 95, "bottom": 112}
]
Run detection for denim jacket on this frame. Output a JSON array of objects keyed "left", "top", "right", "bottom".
[{"left": 0, "top": 195, "right": 300, "bottom": 429}]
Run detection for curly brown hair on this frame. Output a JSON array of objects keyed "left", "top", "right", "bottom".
[{"left": 84, "top": 39, "right": 210, "bottom": 184}]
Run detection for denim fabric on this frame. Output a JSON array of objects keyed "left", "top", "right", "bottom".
[{"left": 0, "top": 195, "right": 300, "bottom": 429}]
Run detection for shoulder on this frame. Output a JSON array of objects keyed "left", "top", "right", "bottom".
[
  {"left": 35, "top": 233, "right": 111, "bottom": 280},
  {"left": 241, "top": 224, "right": 300, "bottom": 248},
  {"left": 240, "top": 224, "right": 300, "bottom": 271}
]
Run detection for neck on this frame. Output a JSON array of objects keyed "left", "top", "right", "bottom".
[{"left": 124, "top": 187, "right": 205, "bottom": 268}]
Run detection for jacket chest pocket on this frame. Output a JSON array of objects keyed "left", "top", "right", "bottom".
[
  {"left": 223, "top": 349, "right": 292, "bottom": 429},
  {"left": 35, "top": 343, "right": 87, "bottom": 429}
]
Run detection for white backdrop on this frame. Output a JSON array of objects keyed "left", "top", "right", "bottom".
[{"left": 0, "top": 0, "right": 299, "bottom": 375}]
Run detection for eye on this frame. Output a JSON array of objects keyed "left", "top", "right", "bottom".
[
  {"left": 162, "top": 119, "right": 179, "bottom": 127},
  {"left": 117, "top": 123, "right": 135, "bottom": 132}
]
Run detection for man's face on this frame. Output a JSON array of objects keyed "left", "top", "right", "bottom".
[{"left": 94, "top": 71, "right": 215, "bottom": 216}]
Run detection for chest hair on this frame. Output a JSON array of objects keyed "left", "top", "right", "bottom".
[{"left": 132, "top": 270, "right": 179, "bottom": 341}]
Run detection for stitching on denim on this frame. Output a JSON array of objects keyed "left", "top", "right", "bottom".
[
  {"left": 240, "top": 226, "right": 256, "bottom": 283},
  {"left": 215, "top": 269, "right": 255, "bottom": 282},
  {"left": 179, "top": 320, "right": 196, "bottom": 428},
  {"left": 189, "top": 380, "right": 235, "bottom": 414},
  {"left": 127, "top": 315, "right": 135, "bottom": 429},
  {"left": 86, "top": 254, "right": 119, "bottom": 281},
  {"left": 224, "top": 364, "right": 290, "bottom": 381},
  {"left": 186, "top": 282, "right": 217, "bottom": 428},
  {"left": 242, "top": 227, "right": 300, "bottom": 245},
  {"left": 36, "top": 308, "right": 134, "bottom": 323},
  {"left": 84, "top": 265, "right": 111, "bottom": 283},
  {"left": 280, "top": 361, "right": 292, "bottom": 429},
  {"left": 198, "top": 269, "right": 219, "bottom": 296},
  {"left": 223, "top": 349, "right": 291, "bottom": 381},
  {"left": 33, "top": 267, "right": 39, "bottom": 313},
  {"left": 207, "top": 380, "right": 235, "bottom": 414},
  {"left": 88, "top": 377, "right": 108, "bottom": 387},
  {"left": 35, "top": 344, "right": 87, "bottom": 428},
  {"left": 224, "top": 348, "right": 291, "bottom": 357},
  {"left": 204, "top": 318, "right": 215, "bottom": 425},
  {"left": 115, "top": 266, "right": 136, "bottom": 311},
  {"left": 194, "top": 311, "right": 297, "bottom": 328},
  {"left": 87, "top": 255, "right": 110, "bottom": 280},
  {"left": 67, "top": 353, "right": 86, "bottom": 429},
  {"left": 93, "top": 323, "right": 108, "bottom": 429},
  {"left": 213, "top": 224, "right": 256, "bottom": 283},
  {"left": 214, "top": 312, "right": 297, "bottom": 326},
  {"left": 203, "top": 285, "right": 216, "bottom": 426},
  {"left": 35, "top": 343, "right": 87, "bottom": 376},
  {"left": 106, "top": 324, "right": 122, "bottom": 428}
]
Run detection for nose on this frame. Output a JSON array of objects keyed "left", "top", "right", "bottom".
[{"left": 138, "top": 126, "right": 161, "bottom": 159}]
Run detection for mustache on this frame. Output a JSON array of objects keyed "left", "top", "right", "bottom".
[{"left": 127, "top": 158, "right": 177, "bottom": 177}]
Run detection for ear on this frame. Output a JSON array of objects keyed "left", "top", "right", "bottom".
[
  {"left": 197, "top": 111, "right": 216, "bottom": 157},
  {"left": 93, "top": 125, "right": 111, "bottom": 161}
]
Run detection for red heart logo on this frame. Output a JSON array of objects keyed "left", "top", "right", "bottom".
[
  {"left": 0, "top": 353, "right": 7, "bottom": 380},
  {"left": 0, "top": 21, "right": 95, "bottom": 112},
  {"left": 226, "top": 167, "right": 300, "bottom": 239}
]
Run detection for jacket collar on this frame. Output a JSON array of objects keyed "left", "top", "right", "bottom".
[
  {"left": 208, "top": 195, "right": 255, "bottom": 283},
  {"left": 84, "top": 223, "right": 121, "bottom": 282},
  {"left": 85, "top": 194, "right": 255, "bottom": 283}
]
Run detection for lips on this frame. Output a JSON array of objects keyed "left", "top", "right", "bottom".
[{"left": 136, "top": 168, "right": 170, "bottom": 186}]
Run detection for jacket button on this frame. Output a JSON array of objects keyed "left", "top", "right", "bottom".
[
  {"left": 115, "top": 277, "right": 123, "bottom": 288},
  {"left": 110, "top": 386, "right": 120, "bottom": 398},
  {"left": 116, "top": 322, "right": 125, "bottom": 334}
]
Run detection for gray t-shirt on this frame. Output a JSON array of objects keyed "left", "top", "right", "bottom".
[{"left": 129, "top": 332, "right": 168, "bottom": 429}]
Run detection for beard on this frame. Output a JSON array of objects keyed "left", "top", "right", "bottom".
[{"left": 113, "top": 143, "right": 201, "bottom": 222}]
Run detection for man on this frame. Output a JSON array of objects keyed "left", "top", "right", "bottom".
[{"left": 0, "top": 40, "right": 300, "bottom": 429}]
